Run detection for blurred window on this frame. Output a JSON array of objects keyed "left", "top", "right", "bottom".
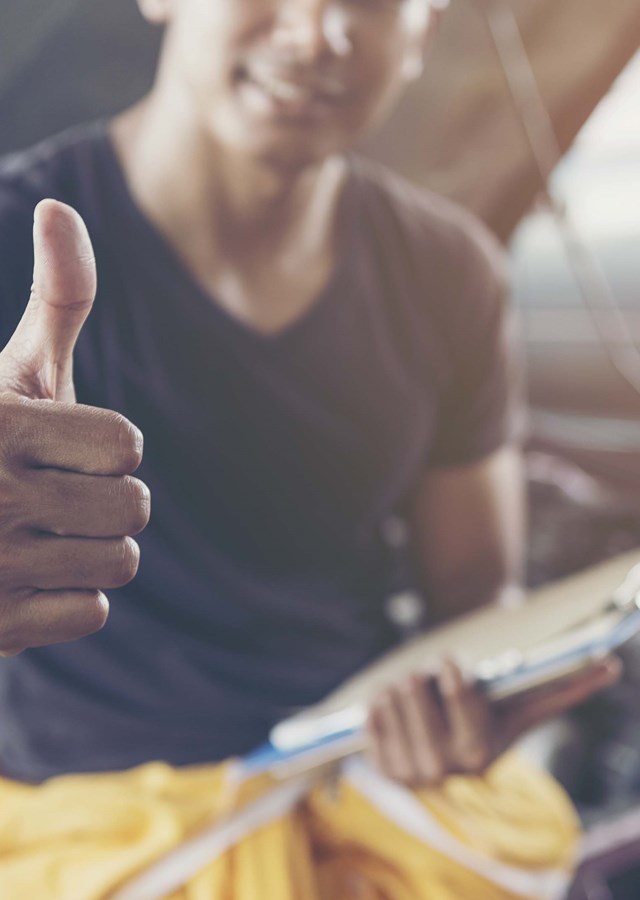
[{"left": 511, "top": 51, "right": 640, "bottom": 312}]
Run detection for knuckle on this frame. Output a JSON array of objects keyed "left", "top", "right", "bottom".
[
  {"left": 38, "top": 590, "right": 108, "bottom": 644},
  {"left": 122, "top": 477, "right": 151, "bottom": 535},
  {"left": 74, "top": 591, "right": 109, "bottom": 636},
  {"left": 2, "top": 590, "right": 109, "bottom": 649},
  {"left": 109, "top": 537, "right": 140, "bottom": 586},
  {"left": 0, "top": 394, "right": 32, "bottom": 460},
  {"left": 113, "top": 416, "right": 143, "bottom": 473}
]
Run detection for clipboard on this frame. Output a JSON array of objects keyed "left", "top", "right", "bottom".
[{"left": 239, "top": 551, "right": 640, "bottom": 781}]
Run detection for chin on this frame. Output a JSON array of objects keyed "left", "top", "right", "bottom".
[
  {"left": 208, "top": 103, "right": 352, "bottom": 171},
  {"left": 230, "top": 129, "right": 343, "bottom": 174},
  {"left": 256, "top": 138, "right": 336, "bottom": 173}
]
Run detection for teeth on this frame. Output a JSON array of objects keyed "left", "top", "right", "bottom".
[
  {"left": 245, "top": 65, "right": 343, "bottom": 104},
  {"left": 262, "top": 78, "right": 308, "bottom": 103}
]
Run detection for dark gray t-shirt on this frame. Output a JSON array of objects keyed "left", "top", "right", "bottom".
[{"left": 0, "top": 122, "right": 519, "bottom": 781}]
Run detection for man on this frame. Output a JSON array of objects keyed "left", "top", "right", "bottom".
[{"left": 0, "top": 0, "right": 616, "bottom": 787}]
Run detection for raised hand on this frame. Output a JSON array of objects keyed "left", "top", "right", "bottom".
[{"left": 0, "top": 199, "right": 150, "bottom": 656}]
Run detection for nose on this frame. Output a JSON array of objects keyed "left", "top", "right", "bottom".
[{"left": 273, "top": 0, "right": 353, "bottom": 62}]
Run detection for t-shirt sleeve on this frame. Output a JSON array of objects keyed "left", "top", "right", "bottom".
[{"left": 428, "top": 228, "right": 525, "bottom": 468}]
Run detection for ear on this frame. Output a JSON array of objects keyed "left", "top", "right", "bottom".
[
  {"left": 137, "top": 0, "right": 173, "bottom": 25},
  {"left": 401, "top": 4, "right": 444, "bottom": 84}
]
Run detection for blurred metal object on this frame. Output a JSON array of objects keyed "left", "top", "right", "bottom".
[
  {"left": 367, "top": 0, "right": 640, "bottom": 242},
  {"left": 480, "top": 0, "right": 560, "bottom": 189},
  {"left": 482, "top": 0, "right": 640, "bottom": 398}
]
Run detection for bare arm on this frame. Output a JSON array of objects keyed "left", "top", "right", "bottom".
[
  {"left": 409, "top": 445, "right": 526, "bottom": 625},
  {"left": 367, "top": 445, "right": 620, "bottom": 786}
]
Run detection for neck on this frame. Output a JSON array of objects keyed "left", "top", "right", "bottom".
[{"left": 110, "top": 90, "right": 345, "bottom": 269}]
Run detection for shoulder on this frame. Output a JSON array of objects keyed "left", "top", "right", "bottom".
[
  {"left": 0, "top": 121, "right": 106, "bottom": 227},
  {"left": 0, "top": 123, "right": 106, "bottom": 339},
  {"left": 350, "top": 155, "right": 508, "bottom": 320}
]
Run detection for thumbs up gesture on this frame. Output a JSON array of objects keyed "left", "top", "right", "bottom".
[{"left": 0, "top": 200, "right": 150, "bottom": 656}]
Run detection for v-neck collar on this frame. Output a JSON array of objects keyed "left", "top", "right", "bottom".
[{"left": 95, "top": 121, "right": 359, "bottom": 347}]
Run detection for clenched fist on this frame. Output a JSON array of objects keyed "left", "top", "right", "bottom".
[{"left": 0, "top": 199, "right": 149, "bottom": 656}]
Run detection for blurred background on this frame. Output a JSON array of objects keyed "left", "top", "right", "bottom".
[{"left": 1, "top": 0, "right": 640, "bottom": 895}]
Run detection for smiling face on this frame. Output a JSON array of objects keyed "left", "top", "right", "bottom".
[{"left": 139, "top": 0, "right": 434, "bottom": 168}]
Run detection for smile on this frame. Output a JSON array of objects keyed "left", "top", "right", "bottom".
[{"left": 238, "top": 62, "right": 347, "bottom": 111}]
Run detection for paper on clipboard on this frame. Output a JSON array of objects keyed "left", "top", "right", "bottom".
[{"left": 261, "top": 551, "right": 640, "bottom": 771}]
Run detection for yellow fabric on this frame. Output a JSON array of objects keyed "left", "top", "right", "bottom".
[{"left": 0, "top": 752, "right": 579, "bottom": 900}]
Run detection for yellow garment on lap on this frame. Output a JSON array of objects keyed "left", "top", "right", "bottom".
[{"left": 0, "top": 752, "right": 578, "bottom": 900}]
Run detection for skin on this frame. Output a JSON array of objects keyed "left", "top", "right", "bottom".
[
  {"left": 0, "top": 0, "right": 620, "bottom": 780},
  {"left": 110, "top": 0, "right": 437, "bottom": 334},
  {"left": 0, "top": 201, "right": 149, "bottom": 656},
  {"left": 368, "top": 448, "right": 619, "bottom": 785}
]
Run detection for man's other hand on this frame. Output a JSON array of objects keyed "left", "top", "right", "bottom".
[
  {"left": 0, "top": 200, "right": 150, "bottom": 656},
  {"left": 366, "top": 656, "right": 621, "bottom": 787}
]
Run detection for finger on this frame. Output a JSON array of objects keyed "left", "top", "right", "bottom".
[
  {"left": 0, "top": 589, "right": 108, "bottom": 655},
  {"left": 28, "top": 470, "right": 150, "bottom": 538},
  {"left": 0, "top": 200, "right": 96, "bottom": 402},
  {"left": 366, "top": 706, "right": 389, "bottom": 776},
  {"left": 396, "top": 674, "right": 448, "bottom": 786},
  {"left": 21, "top": 534, "right": 141, "bottom": 591},
  {"left": 1, "top": 396, "right": 143, "bottom": 475},
  {"left": 368, "top": 688, "right": 416, "bottom": 784},
  {"left": 501, "top": 658, "right": 622, "bottom": 744},
  {"left": 440, "top": 660, "right": 493, "bottom": 775}
]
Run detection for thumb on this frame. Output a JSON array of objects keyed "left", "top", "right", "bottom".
[{"left": 0, "top": 199, "right": 96, "bottom": 402}]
